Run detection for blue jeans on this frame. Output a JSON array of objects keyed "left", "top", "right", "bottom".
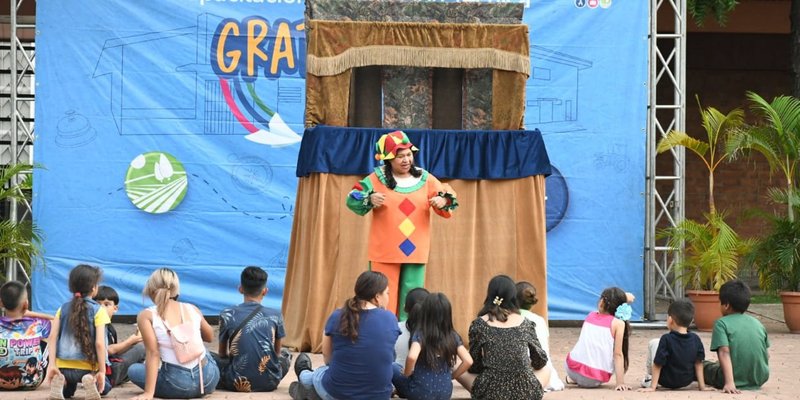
[
  {"left": 298, "top": 365, "right": 338, "bottom": 400},
  {"left": 128, "top": 356, "right": 220, "bottom": 398},
  {"left": 60, "top": 368, "right": 112, "bottom": 398}
]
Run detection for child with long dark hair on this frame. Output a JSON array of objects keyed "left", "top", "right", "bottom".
[
  {"left": 565, "top": 286, "right": 634, "bottom": 390},
  {"left": 394, "top": 287, "right": 429, "bottom": 368},
  {"left": 457, "top": 275, "right": 548, "bottom": 400},
  {"left": 290, "top": 271, "right": 400, "bottom": 400},
  {"left": 392, "top": 292, "right": 472, "bottom": 400},
  {"left": 46, "top": 264, "right": 110, "bottom": 400}
]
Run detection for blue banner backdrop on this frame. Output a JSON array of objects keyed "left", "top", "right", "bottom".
[{"left": 33, "top": 0, "right": 647, "bottom": 320}]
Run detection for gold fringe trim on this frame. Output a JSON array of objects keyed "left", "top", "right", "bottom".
[{"left": 307, "top": 46, "right": 530, "bottom": 77}]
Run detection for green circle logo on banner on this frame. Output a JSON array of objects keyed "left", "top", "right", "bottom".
[{"left": 125, "top": 152, "right": 188, "bottom": 214}]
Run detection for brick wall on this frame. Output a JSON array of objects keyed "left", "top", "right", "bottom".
[{"left": 659, "top": 32, "right": 790, "bottom": 242}]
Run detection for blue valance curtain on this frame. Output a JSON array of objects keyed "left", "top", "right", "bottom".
[{"left": 297, "top": 125, "right": 551, "bottom": 179}]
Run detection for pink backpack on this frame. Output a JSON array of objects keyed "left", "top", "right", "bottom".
[{"left": 163, "top": 303, "right": 207, "bottom": 393}]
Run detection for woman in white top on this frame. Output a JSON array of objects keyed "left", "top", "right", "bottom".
[{"left": 129, "top": 268, "right": 219, "bottom": 400}]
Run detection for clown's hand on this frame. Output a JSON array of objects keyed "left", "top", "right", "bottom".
[
  {"left": 370, "top": 192, "right": 386, "bottom": 208},
  {"left": 429, "top": 196, "right": 447, "bottom": 209}
]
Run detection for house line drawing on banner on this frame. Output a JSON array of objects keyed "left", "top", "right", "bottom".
[
  {"left": 92, "top": 13, "right": 304, "bottom": 147},
  {"left": 526, "top": 45, "right": 592, "bottom": 133}
]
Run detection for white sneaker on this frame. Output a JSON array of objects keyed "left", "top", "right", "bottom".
[
  {"left": 82, "top": 374, "right": 102, "bottom": 400},
  {"left": 640, "top": 374, "right": 653, "bottom": 388},
  {"left": 48, "top": 374, "right": 65, "bottom": 400}
]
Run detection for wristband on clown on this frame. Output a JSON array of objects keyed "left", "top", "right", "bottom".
[{"left": 437, "top": 191, "right": 459, "bottom": 211}]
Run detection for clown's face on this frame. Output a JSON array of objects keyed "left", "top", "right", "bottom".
[{"left": 390, "top": 148, "right": 414, "bottom": 176}]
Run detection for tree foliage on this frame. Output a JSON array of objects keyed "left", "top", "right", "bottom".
[
  {"left": 687, "top": 0, "right": 739, "bottom": 26},
  {"left": 0, "top": 164, "right": 43, "bottom": 280}
]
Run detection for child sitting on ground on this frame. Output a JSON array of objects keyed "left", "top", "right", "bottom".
[
  {"left": 93, "top": 285, "right": 144, "bottom": 387},
  {"left": 456, "top": 275, "right": 548, "bottom": 400},
  {"left": 516, "top": 281, "right": 564, "bottom": 391},
  {"left": 565, "top": 287, "right": 634, "bottom": 391},
  {"left": 392, "top": 292, "right": 472, "bottom": 400},
  {"left": 394, "top": 287, "right": 429, "bottom": 369},
  {"left": 639, "top": 298, "right": 707, "bottom": 392},
  {"left": 217, "top": 266, "right": 291, "bottom": 392},
  {"left": 703, "top": 279, "right": 769, "bottom": 393},
  {"left": 46, "top": 264, "right": 111, "bottom": 400},
  {"left": 0, "top": 281, "right": 52, "bottom": 390}
]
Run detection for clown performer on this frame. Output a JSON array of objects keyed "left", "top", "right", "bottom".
[{"left": 346, "top": 131, "right": 458, "bottom": 319}]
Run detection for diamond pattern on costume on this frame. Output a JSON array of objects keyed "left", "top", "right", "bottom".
[
  {"left": 399, "top": 239, "right": 417, "bottom": 256},
  {"left": 398, "top": 198, "right": 416, "bottom": 216},
  {"left": 398, "top": 218, "right": 416, "bottom": 237}
]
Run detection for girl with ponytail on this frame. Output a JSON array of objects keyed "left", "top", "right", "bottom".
[
  {"left": 457, "top": 275, "right": 549, "bottom": 400},
  {"left": 46, "top": 264, "right": 111, "bottom": 400},
  {"left": 565, "top": 286, "right": 635, "bottom": 391},
  {"left": 128, "top": 268, "right": 219, "bottom": 400},
  {"left": 290, "top": 271, "right": 400, "bottom": 400}
]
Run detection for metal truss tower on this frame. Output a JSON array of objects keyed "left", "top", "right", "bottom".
[
  {"left": 1, "top": 0, "right": 36, "bottom": 283},
  {"left": 645, "top": 0, "right": 687, "bottom": 319}
]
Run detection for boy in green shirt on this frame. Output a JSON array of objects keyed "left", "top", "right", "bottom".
[{"left": 703, "top": 280, "right": 769, "bottom": 393}]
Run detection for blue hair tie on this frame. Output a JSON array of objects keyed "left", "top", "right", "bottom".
[{"left": 615, "top": 303, "right": 632, "bottom": 321}]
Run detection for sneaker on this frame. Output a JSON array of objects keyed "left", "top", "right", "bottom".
[
  {"left": 289, "top": 381, "right": 303, "bottom": 399},
  {"left": 282, "top": 347, "right": 294, "bottom": 364},
  {"left": 48, "top": 374, "right": 66, "bottom": 400},
  {"left": 289, "top": 381, "right": 323, "bottom": 400},
  {"left": 294, "top": 352, "right": 313, "bottom": 378},
  {"left": 82, "top": 374, "right": 102, "bottom": 400},
  {"left": 640, "top": 374, "right": 653, "bottom": 388}
]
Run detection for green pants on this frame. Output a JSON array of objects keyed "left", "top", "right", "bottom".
[
  {"left": 368, "top": 262, "right": 425, "bottom": 320},
  {"left": 703, "top": 360, "right": 725, "bottom": 389}
]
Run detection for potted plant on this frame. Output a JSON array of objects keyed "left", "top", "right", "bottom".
[
  {"left": 0, "top": 163, "right": 43, "bottom": 282},
  {"left": 728, "top": 92, "right": 800, "bottom": 333},
  {"left": 657, "top": 100, "right": 753, "bottom": 331},
  {"left": 746, "top": 215, "right": 800, "bottom": 332}
]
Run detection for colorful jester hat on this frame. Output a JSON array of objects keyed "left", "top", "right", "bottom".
[{"left": 375, "top": 130, "right": 419, "bottom": 161}]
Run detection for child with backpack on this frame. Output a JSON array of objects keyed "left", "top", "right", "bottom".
[{"left": 128, "top": 268, "right": 219, "bottom": 400}]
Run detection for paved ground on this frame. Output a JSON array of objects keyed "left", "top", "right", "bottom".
[{"left": 6, "top": 304, "right": 796, "bottom": 399}]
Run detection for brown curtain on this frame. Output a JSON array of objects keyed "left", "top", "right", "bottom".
[
  {"left": 305, "top": 72, "right": 351, "bottom": 127},
  {"left": 305, "top": 20, "right": 529, "bottom": 129},
  {"left": 282, "top": 174, "right": 548, "bottom": 351}
]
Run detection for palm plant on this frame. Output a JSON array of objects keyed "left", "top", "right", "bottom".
[
  {"left": 0, "top": 163, "right": 43, "bottom": 280},
  {"left": 687, "top": 0, "right": 739, "bottom": 26},
  {"left": 726, "top": 92, "right": 800, "bottom": 222},
  {"left": 657, "top": 100, "right": 744, "bottom": 214},
  {"left": 656, "top": 100, "right": 751, "bottom": 290},
  {"left": 661, "top": 212, "right": 750, "bottom": 291},
  {"left": 747, "top": 215, "right": 800, "bottom": 293},
  {"left": 727, "top": 92, "right": 800, "bottom": 295}
]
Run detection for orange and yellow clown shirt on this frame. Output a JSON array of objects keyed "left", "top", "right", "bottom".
[{"left": 347, "top": 166, "right": 457, "bottom": 317}]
